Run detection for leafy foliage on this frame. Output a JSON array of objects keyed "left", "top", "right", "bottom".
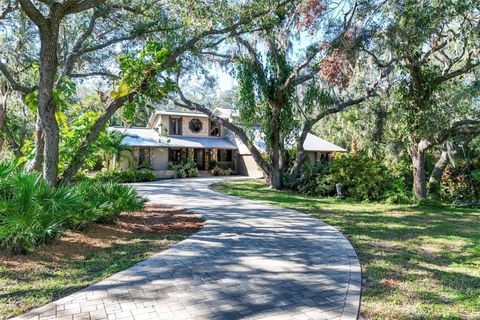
[
  {"left": 441, "top": 159, "right": 480, "bottom": 202},
  {"left": 298, "top": 155, "right": 407, "bottom": 202},
  {"left": 75, "top": 181, "right": 146, "bottom": 224},
  {"left": 0, "top": 162, "right": 146, "bottom": 254},
  {"left": 210, "top": 167, "right": 232, "bottom": 176},
  {"left": 168, "top": 152, "right": 198, "bottom": 178},
  {"left": 94, "top": 169, "right": 157, "bottom": 183}
]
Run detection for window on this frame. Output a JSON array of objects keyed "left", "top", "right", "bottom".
[
  {"left": 138, "top": 148, "right": 151, "bottom": 167},
  {"left": 169, "top": 149, "right": 182, "bottom": 164},
  {"left": 210, "top": 121, "right": 220, "bottom": 137},
  {"left": 169, "top": 117, "right": 182, "bottom": 135},
  {"left": 219, "top": 149, "right": 233, "bottom": 162},
  {"left": 189, "top": 118, "right": 203, "bottom": 133}
]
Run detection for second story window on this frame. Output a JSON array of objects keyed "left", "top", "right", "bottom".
[
  {"left": 169, "top": 117, "right": 182, "bottom": 135},
  {"left": 210, "top": 121, "right": 220, "bottom": 137}
]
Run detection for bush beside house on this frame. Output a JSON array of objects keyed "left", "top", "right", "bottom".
[{"left": 94, "top": 168, "right": 157, "bottom": 183}]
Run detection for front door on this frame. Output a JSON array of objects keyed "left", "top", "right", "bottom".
[{"left": 194, "top": 149, "right": 205, "bottom": 170}]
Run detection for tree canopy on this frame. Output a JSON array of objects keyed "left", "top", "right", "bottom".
[{"left": 0, "top": 0, "right": 479, "bottom": 201}]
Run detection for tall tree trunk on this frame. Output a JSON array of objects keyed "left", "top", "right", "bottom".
[
  {"left": 289, "top": 121, "right": 312, "bottom": 184},
  {"left": 60, "top": 95, "right": 132, "bottom": 184},
  {"left": 428, "top": 144, "right": 449, "bottom": 199},
  {"left": 428, "top": 137, "right": 473, "bottom": 199},
  {"left": 0, "top": 86, "right": 7, "bottom": 153},
  {"left": 268, "top": 105, "right": 283, "bottom": 190},
  {"left": 27, "top": 117, "right": 45, "bottom": 172},
  {"left": 409, "top": 145, "right": 427, "bottom": 200},
  {"left": 37, "top": 28, "right": 60, "bottom": 185}
]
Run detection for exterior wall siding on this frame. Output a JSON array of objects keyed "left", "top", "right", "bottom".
[
  {"left": 157, "top": 115, "right": 211, "bottom": 137},
  {"left": 237, "top": 154, "right": 263, "bottom": 178},
  {"left": 151, "top": 148, "right": 169, "bottom": 170},
  {"left": 181, "top": 116, "right": 209, "bottom": 136}
]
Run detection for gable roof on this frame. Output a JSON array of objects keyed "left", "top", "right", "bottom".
[{"left": 303, "top": 133, "right": 347, "bottom": 152}]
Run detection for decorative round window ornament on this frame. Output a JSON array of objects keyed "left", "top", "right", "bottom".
[{"left": 189, "top": 118, "right": 203, "bottom": 132}]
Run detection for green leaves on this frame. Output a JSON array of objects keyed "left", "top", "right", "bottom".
[
  {"left": 116, "top": 40, "right": 177, "bottom": 102},
  {"left": 112, "top": 81, "right": 134, "bottom": 99}
]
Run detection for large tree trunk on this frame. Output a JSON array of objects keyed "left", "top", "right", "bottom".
[
  {"left": 427, "top": 144, "right": 449, "bottom": 199},
  {"left": 289, "top": 121, "right": 312, "bottom": 184},
  {"left": 409, "top": 145, "right": 427, "bottom": 200},
  {"left": 37, "top": 27, "right": 60, "bottom": 185},
  {"left": 0, "top": 86, "right": 7, "bottom": 153},
  {"left": 268, "top": 104, "right": 283, "bottom": 190},
  {"left": 27, "top": 117, "right": 45, "bottom": 172},
  {"left": 428, "top": 137, "right": 473, "bottom": 199},
  {"left": 60, "top": 94, "right": 132, "bottom": 184}
]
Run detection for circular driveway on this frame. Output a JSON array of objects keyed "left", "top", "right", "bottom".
[{"left": 13, "top": 177, "right": 361, "bottom": 320}]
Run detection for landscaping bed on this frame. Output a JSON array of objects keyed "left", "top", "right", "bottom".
[
  {"left": 213, "top": 180, "right": 480, "bottom": 320},
  {"left": 0, "top": 205, "right": 204, "bottom": 320}
]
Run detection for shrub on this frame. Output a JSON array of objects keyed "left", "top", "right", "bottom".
[
  {"left": 94, "top": 168, "right": 156, "bottom": 183},
  {"left": 0, "top": 167, "right": 83, "bottom": 254},
  {"left": 0, "top": 162, "right": 147, "bottom": 254},
  {"left": 208, "top": 160, "right": 218, "bottom": 169},
  {"left": 76, "top": 181, "right": 146, "bottom": 224},
  {"left": 211, "top": 167, "right": 232, "bottom": 176},
  {"left": 441, "top": 160, "right": 480, "bottom": 202},
  {"left": 297, "top": 162, "right": 334, "bottom": 196},
  {"left": 298, "top": 155, "right": 397, "bottom": 201},
  {"left": 169, "top": 157, "right": 198, "bottom": 178}
]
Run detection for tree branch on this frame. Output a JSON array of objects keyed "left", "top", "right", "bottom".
[
  {"left": 235, "top": 36, "right": 269, "bottom": 89},
  {"left": 70, "top": 71, "right": 120, "bottom": 79},
  {"left": 0, "top": 61, "right": 34, "bottom": 93},
  {"left": 60, "top": 0, "right": 106, "bottom": 16},
  {"left": 435, "top": 57, "right": 480, "bottom": 84},
  {"left": 17, "top": 0, "right": 48, "bottom": 29},
  {"left": 173, "top": 89, "right": 271, "bottom": 176},
  {"left": 57, "top": 10, "right": 100, "bottom": 84},
  {"left": 422, "top": 119, "right": 480, "bottom": 151}
]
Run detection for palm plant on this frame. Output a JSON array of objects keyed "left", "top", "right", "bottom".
[{"left": 0, "top": 170, "right": 82, "bottom": 253}]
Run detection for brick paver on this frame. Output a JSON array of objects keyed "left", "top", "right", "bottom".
[{"left": 12, "top": 177, "right": 361, "bottom": 320}]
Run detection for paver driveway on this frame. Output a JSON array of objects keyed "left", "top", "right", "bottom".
[{"left": 13, "top": 177, "right": 361, "bottom": 320}]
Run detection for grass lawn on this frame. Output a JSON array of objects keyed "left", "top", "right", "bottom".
[
  {"left": 213, "top": 179, "right": 480, "bottom": 320},
  {"left": 0, "top": 205, "right": 203, "bottom": 320}
]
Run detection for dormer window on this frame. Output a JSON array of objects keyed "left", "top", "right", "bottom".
[
  {"left": 210, "top": 121, "right": 220, "bottom": 137},
  {"left": 169, "top": 117, "right": 182, "bottom": 135}
]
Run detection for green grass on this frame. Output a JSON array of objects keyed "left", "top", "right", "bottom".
[{"left": 213, "top": 179, "right": 480, "bottom": 320}]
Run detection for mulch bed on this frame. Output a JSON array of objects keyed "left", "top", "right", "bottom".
[{"left": 0, "top": 204, "right": 204, "bottom": 274}]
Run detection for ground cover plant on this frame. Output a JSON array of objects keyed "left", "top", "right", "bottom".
[
  {"left": 213, "top": 179, "right": 480, "bottom": 320},
  {"left": 0, "top": 162, "right": 146, "bottom": 253},
  {"left": 0, "top": 205, "right": 204, "bottom": 319}
]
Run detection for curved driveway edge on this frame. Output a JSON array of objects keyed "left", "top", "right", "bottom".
[{"left": 12, "top": 177, "right": 361, "bottom": 320}]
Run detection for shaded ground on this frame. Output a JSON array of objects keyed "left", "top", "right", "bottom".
[
  {"left": 213, "top": 179, "right": 480, "bottom": 320},
  {"left": 0, "top": 205, "right": 203, "bottom": 320}
]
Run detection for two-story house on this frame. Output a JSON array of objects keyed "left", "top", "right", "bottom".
[{"left": 107, "top": 108, "right": 346, "bottom": 177}]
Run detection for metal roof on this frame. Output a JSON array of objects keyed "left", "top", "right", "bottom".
[
  {"left": 249, "top": 130, "right": 347, "bottom": 153},
  {"left": 157, "top": 111, "right": 209, "bottom": 118},
  {"left": 303, "top": 133, "right": 347, "bottom": 152},
  {"left": 107, "top": 127, "right": 346, "bottom": 152},
  {"left": 107, "top": 127, "right": 237, "bottom": 149}
]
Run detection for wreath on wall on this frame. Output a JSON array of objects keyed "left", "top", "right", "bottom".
[{"left": 189, "top": 118, "right": 203, "bottom": 133}]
